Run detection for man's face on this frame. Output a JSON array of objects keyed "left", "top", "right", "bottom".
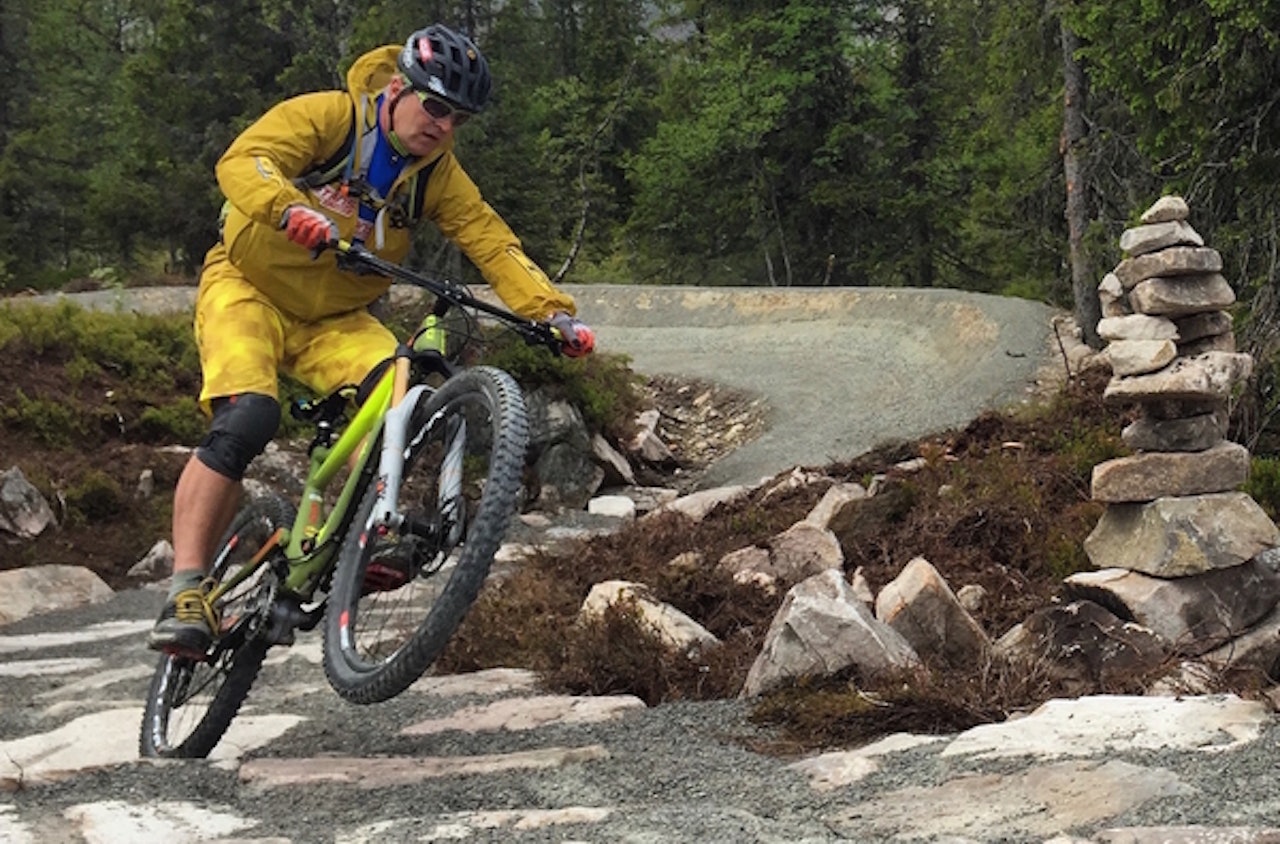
[{"left": 387, "top": 77, "right": 470, "bottom": 157}]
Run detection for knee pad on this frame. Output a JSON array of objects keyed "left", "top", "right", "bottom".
[{"left": 196, "top": 393, "right": 281, "bottom": 481}]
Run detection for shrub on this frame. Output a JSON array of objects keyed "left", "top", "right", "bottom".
[
  {"left": 137, "top": 399, "right": 206, "bottom": 444},
  {"left": 1244, "top": 456, "right": 1280, "bottom": 519},
  {"left": 478, "top": 331, "right": 646, "bottom": 440},
  {"left": 2, "top": 390, "right": 85, "bottom": 446},
  {"left": 65, "top": 470, "right": 125, "bottom": 522}
]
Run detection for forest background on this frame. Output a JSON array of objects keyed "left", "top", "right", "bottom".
[{"left": 3, "top": 0, "right": 1280, "bottom": 443}]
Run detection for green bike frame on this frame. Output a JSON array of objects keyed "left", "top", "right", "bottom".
[{"left": 201, "top": 320, "right": 446, "bottom": 612}]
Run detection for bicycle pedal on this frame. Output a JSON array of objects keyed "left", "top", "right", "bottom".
[{"left": 361, "top": 562, "right": 413, "bottom": 594}]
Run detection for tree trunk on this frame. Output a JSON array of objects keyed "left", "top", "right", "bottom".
[{"left": 1060, "top": 16, "right": 1101, "bottom": 348}]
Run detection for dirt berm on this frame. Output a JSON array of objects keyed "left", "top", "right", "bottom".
[
  {"left": 30, "top": 282, "right": 1064, "bottom": 488},
  {"left": 567, "top": 284, "right": 1063, "bottom": 487}
]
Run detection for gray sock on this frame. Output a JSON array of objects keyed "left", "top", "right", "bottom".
[{"left": 166, "top": 569, "right": 206, "bottom": 601}]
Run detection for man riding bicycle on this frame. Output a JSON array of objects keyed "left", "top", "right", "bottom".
[{"left": 149, "top": 23, "right": 595, "bottom": 656}]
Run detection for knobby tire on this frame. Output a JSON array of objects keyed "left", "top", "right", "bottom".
[
  {"left": 139, "top": 493, "right": 295, "bottom": 758},
  {"left": 322, "top": 367, "right": 528, "bottom": 704}
]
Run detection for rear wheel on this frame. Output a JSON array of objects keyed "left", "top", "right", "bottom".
[
  {"left": 139, "top": 493, "right": 295, "bottom": 758},
  {"left": 322, "top": 367, "right": 527, "bottom": 704}
]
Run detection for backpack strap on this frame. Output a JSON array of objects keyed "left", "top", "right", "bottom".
[{"left": 295, "top": 95, "right": 379, "bottom": 191}]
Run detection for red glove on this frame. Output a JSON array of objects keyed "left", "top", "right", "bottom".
[
  {"left": 281, "top": 205, "right": 337, "bottom": 251},
  {"left": 548, "top": 312, "right": 596, "bottom": 357}
]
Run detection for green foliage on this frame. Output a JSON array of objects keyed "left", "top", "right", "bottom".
[
  {"left": 0, "top": 302, "right": 197, "bottom": 389},
  {"left": 8, "top": 0, "right": 1280, "bottom": 351},
  {"left": 138, "top": 399, "right": 206, "bottom": 444},
  {"left": 1243, "top": 457, "right": 1280, "bottom": 519},
  {"left": 2, "top": 389, "right": 84, "bottom": 446},
  {"left": 0, "top": 302, "right": 202, "bottom": 446},
  {"left": 64, "top": 470, "right": 126, "bottom": 523},
  {"left": 478, "top": 330, "right": 645, "bottom": 439}
]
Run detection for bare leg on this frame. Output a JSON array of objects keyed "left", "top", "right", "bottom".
[{"left": 171, "top": 455, "right": 242, "bottom": 577}]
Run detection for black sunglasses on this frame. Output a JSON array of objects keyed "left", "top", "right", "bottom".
[{"left": 415, "top": 90, "right": 472, "bottom": 126}]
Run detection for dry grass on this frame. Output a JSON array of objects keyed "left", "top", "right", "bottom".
[{"left": 441, "top": 368, "right": 1278, "bottom": 751}]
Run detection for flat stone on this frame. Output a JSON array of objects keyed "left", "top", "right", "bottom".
[
  {"left": 0, "top": 806, "right": 32, "bottom": 844},
  {"left": 410, "top": 668, "right": 540, "bottom": 697},
  {"left": 1083, "top": 493, "right": 1280, "bottom": 576},
  {"left": 0, "top": 658, "right": 102, "bottom": 678},
  {"left": 1106, "top": 339, "right": 1177, "bottom": 377},
  {"left": 1195, "top": 602, "right": 1280, "bottom": 675},
  {"left": 786, "top": 733, "right": 944, "bottom": 792},
  {"left": 2, "top": 708, "right": 304, "bottom": 789},
  {"left": 0, "top": 620, "right": 152, "bottom": 655},
  {"left": 829, "top": 759, "right": 1192, "bottom": 841},
  {"left": 1065, "top": 564, "right": 1280, "bottom": 655},
  {"left": 1129, "top": 274, "right": 1235, "bottom": 317},
  {"left": 1122, "top": 411, "right": 1225, "bottom": 453},
  {"left": 1095, "top": 827, "right": 1280, "bottom": 844},
  {"left": 1140, "top": 195, "right": 1190, "bottom": 224},
  {"left": 649, "top": 485, "right": 750, "bottom": 522},
  {"left": 63, "top": 800, "right": 260, "bottom": 843},
  {"left": 941, "top": 694, "right": 1268, "bottom": 759},
  {"left": 400, "top": 694, "right": 645, "bottom": 735},
  {"left": 1090, "top": 441, "right": 1249, "bottom": 502},
  {"left": 1119, "top": 220, "right": 1203, "bottom": 256},
  {"left": 1098, "top": 314, "right": 1179, "bottom": 342},
  {"left": 1114, "top": 247, "right": 1222, "bottom": 289},
  {"left": 1180, "top": 332, "right": 1237, "bottom": 355},
  {"left": 345, "top": 807, "right": 614, "bottom": 840},
  {"left": 1104, "top": 352, "right": 1252, "bottom": 405},
  {"left": 1176, "top": 310, "right": 1233, "bottom": 342},
  {"left": 238, "top": 745, "right": 609, "bottom": 788},
  {"left": 586, "top": 495, "right": 636, "bottom": 519}
]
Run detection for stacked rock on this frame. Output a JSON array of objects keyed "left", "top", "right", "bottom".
[{"left": 1074, "top": 195, "right": 1280, "bottom": 658}]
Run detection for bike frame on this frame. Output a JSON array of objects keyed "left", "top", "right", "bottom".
[
  {"left": 202, "top": 360, "right": 400, "bottom": 609},
  {"left": 202, "top": 240, "right": 559, "bottom": 616}
]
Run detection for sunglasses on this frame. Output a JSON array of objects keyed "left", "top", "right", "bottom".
[{"left": 415, "top": 90, "right": 472, "bottom": 126}]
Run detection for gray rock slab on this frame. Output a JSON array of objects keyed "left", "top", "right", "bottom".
[
  {"left": 237, "top": 745, "right": 610, "bottom": 789},
  {"left": 941, "top": 694, "right": 1269, "bottom": 759},
  {"left": 1083, "top": 493, "right": 1280, "bottom": 576},
  {"left": 1065, "top": 563, "right": 1280, "bottom": 655},
  {"left": 829, "top": 759, "right": 1193, "bottom": 841},
  {"left": 1090, "top": 441, "right": 1250, "bottom": 502}
]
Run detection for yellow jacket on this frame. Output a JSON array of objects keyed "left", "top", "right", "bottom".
[{"left": 210, "top": 45, "right": 575, "bottom": 322}]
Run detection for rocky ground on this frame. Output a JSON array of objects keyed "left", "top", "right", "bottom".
[{"left": 6, "top": 283, "right": 1280, "bottom": 842}]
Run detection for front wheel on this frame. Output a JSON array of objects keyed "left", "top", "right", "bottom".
[
  {"left": 139, "top": 492, "right": 295, "bottom": 758},
  {"left": 322, "top": 367, "right": 528, "bottom": 704}
]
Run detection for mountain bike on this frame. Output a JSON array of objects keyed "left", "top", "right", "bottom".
[{"left": 140, "top": 241, "right": 568, "bottom": 758}]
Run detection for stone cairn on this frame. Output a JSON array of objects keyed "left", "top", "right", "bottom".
[{"left": 1071, "top": 195, "right": 1280, "bottom": 670}]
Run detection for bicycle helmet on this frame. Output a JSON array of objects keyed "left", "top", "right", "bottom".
[{"left": 397, "top": 25, "right": 492, "bottom": 114}]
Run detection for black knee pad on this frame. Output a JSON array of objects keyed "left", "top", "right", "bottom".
[{"left": 196, "top": 393, "right": 281, "bottom": 481}]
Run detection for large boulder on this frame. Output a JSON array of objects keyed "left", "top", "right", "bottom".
[{"left": 741, "top": 569, "right": 919, "bottom": 698}]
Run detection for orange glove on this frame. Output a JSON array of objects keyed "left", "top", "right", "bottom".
[
  {"left": 281, "top": 205, "right": 337, "bottom": 251},
  {"left": 548, "top": 312, "right": 596, "bottom": 358}
]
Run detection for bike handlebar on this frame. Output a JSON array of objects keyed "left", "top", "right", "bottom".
[{"left": 328, "top": 240, "right": 566, "bottom": 355}]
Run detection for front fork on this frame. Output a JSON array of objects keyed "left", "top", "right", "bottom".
[{"left": 369, "top": 356, "right": 466, "bottom": 542}]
